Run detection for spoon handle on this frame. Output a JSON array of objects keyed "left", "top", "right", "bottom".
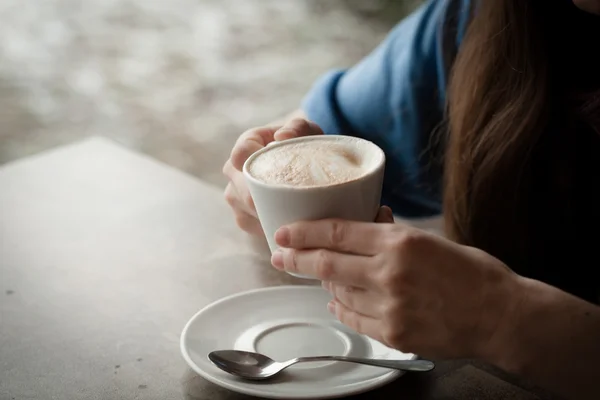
[{"left": 292, "top": 356, "right": 435, "bottom": 372}]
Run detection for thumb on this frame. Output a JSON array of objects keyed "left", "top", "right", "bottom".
[
  {"left": 273, "top": 118, "right": 324, "bottom": 141},
  {"left": 375, "top": 206, "right": 394, "bottom": 223}
]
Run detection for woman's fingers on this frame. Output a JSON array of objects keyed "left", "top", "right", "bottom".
[
  {"left": 272, "top": 249, "right": 377, "bottom": 287},
  {"left": 273, "top": 118, "right": 323, "bottom": 141},
  {"left": 224, "top": 183, "right": 263, "bottom": 235},
  {"left": 328, "top": 300, "right": 383, "bottom": 342},
  {"left": 323, "top": 281, "right": 382, "bottom": 318}
]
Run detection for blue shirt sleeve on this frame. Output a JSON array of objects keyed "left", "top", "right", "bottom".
[{"left": 302, "top": 0, "right": 469, "bottom": 218}]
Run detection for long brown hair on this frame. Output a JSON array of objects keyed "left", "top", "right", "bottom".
[{"left": 444, "top": 0, "right": 600, "bottom": 285}]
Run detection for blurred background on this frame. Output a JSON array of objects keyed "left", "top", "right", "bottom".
[{"left": 0, "top": 0, "right": 421, "bottom": 188}]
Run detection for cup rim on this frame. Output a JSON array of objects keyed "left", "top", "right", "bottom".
[{"left": 242, "top": 135, "right": 386, "bottom": 191}]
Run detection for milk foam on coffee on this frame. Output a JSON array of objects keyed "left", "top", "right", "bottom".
[{"left": 247, "top": 138, "right": 377, "bottom": 187}]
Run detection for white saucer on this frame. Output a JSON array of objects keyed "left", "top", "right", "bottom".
[{"left": 180, "top": 285, "right": 415, "bottom": 399}]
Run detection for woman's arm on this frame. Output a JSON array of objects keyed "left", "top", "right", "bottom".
[
  {"left": 489, "top": 277, "right": 600, "bottom": 400},
  {"left": 300, "top": 0, "right": 471, "bottom": 218}
]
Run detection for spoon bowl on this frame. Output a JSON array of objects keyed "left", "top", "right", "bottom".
[{"left": 208, "top": 350, "right": 435, "bottom": 381}]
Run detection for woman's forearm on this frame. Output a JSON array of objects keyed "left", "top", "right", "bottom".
[{"left": 488, "top": 277, "right": 600, "bottom": 399}]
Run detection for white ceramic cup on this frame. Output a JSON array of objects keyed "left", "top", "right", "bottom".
[{"left": 242, "top": 135, "right": 386, "bottom": 279}]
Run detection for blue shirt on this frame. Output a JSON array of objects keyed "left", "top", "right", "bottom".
[{"left": 302, "top": 0, "right": 471, "bottom": 219}]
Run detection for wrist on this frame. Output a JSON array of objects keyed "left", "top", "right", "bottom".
[
  {"left": 481, "top": 276, "right": 557, "bottom": 373},
  {"left": 477, "top": 272, "right": 530, "bottom": 367}
]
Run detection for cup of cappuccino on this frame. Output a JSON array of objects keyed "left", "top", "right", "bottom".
[{"left": 243, "top": 135, "right": 386, "bottom": 279}]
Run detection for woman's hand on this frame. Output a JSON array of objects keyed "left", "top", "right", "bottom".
[
  {"left": 270, "top": 207, "right": 523, "bottom": 360},
  {"left": 222, "top": 117, "right": 323, "bottom": 236}
]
